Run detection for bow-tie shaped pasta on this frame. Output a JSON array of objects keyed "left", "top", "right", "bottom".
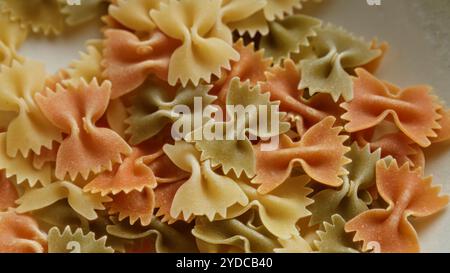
[
  {"left": 15, "top": 181, "right": 112, "bottom": 221},
  {"left": 213, "top": 39, "right": 272, "bottom": 105},
  {"left": 64, "top": 41, "right": 103, "bottom": 87},
  {"left": 433, "top": 108, "right": 450, "bottom": 143},
  {"left": 0, "top": 132, "right": 52, "bottom": 187},
  {"left": 260, "top": 14, "right": 321, "bottom": 64},
  {"left": 102, "top": 29, "right": 181, "bottom": 99},
  {"left": 0, "top": 60, "right": 62, "bottom": 158},
  {"left": 354, "top": 129, "right": 425, "bottom": 169},
  {"left": 35, "top": 79, "right": 132, "bottom": 180},
  {"left": 220, "top": 0, "right": 268, "bottom": 37},
  {"left": 154, "top": 180, "right": 190, "bottom": 224},
  {"left": 341, "top": 69, "right": 441, "bottom": 147},
  {"left": 84, "top": 148, "right": 157, "bottom": 196},
  {"left": 150, "top": 0, "right": 240, "bottom": 86},
  {"left": 261, "top": 59, "right": 339, "bottom": 133},
  {"left": 212, "top": 0, "right": 266, "bottom": 43},
  {"left": 224, "top": 176, "right": 313, "bottom": 239},
  {"left": 252, "top": 116, "right": 350, "bottom": 194},
  {"left": 0, "top": 15, "right": 27, "bottom": 66},
  {"left": 0, "top": 209, "right": 47, "bottom": 253},
  {"left": 30, "top": 200, "right": 88, "bottom": 231},
  {"left": 106, "top": 216, "right": 198, "bottom": 253},
  {"left": 192, "top": 213, "right": 281, "bottom": 253},
  {"left": 345, "top": 160, "right": 449, "bottom": 253},
  {"left": 314, "top": 214, "right": 359, "bottom": 253},
  {"left": 309, "top": 143, "right": 381, "bottom": 226},
  {"left": 163, "top": 141, "right": 248, "bottom": 221},
  {"left": 193, "top": 210, "right": 311, "bottom": 253},
  {"left": 299, "top": 24, "right": 382, "bottom": 102},
  {"left": 126, "top": 82, "right": 216, "bottom": 145},
  {"left": 48, "top": 226, "right": 114, "bottom": 253},
  {"left": 0, "top": 0, "right": 65, "bottom": 35},
  {"left": 108, "top": 0, "right": 166, "bottom": 33},
  {"left": 263, "top": 0, "right": 305, "bottom": 21},
  {"left": 59, "top": 0, "right": 107, "bottom": 26},
  {"left": 189, "top": 78, "right": 290, "bottom": 178},
  {"left": 108, "top": 187, "right": 155, "bottom": 226}
]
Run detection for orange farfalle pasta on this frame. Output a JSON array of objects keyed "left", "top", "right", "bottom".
[
  {"left": 35, "top": 79, "right": 132, "bottom": 180},
  {"left": 433, "top": 108, "right": 450, "bottom": 143},
  {"left": 252, "top": 117, "right": 350, "bottom": 194},
  {"left": 212, "top": 40, "right": 272, "bottom": 104},
  {"left": 102, "top": 29, "right": 181, "bottom": 99},
  {"left": 354, "top": 130, "right": 425, "bottom": 170},
  {"left": 341, "top": 69, "right": 441, "bottom": 147},
  {"left": 0, "top": 210, "right": 47, "bottom": 253},
  {"left": 362, "top": 40, "right": 389, "bottom": 73},
  {"left": 346, "top": 160, "right": 449, "bottom": 253},
  {"left": 108, "top": 187, "right": 155, "bottom": 226},
  {"left": 0, "top": 171, "right": 18, "bottom": 210},
  {"left": 260, "top": 59, "right": 340, "bottom": 134},
  {"left": 84, "top": 147, "right": 157, "bottom": 196}
]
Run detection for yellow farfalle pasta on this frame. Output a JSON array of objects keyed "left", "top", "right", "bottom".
[
  {"left": 0, "top": 0, "right": 65, "bottom": 35},
  {"left": 150, "top": 0, "right": 240, "bottom": 86},
  {"left": 162, "top": 141, "right": 248, "bottom": 221},
  {"left": 0, "top": 60, "right": 62, "bottom": 158}
]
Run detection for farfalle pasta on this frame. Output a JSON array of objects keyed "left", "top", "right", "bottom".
[
  {"left": 162, "top": 141, "right": 248, "bottom": 221},
  {"left": 102, "top": 29, "right": 180, "bottom": 99},
  {"left": 48, "top": 225, "right": 114, "bottom": 253},
  {"left": 0, "top": 209, "right": 47, "bottom": 253},
  {"left": 35, "top": 79, "right": 131, "bottom": 180},
  {"left": 126, "top": 82, "right": 215, "bottom": 145},
  {"left": 308, "top": 143, "right": 381, "bottom": 226},
  {"left": 0, "top": 60, "right": 62, "bottom": 158},
  {"left": 188, "top": 78, "right": 290, "bottom": 178},
  {"left": 16, "top": 181, "right": 112, "bottom": 221},
  {"left": 260, "top": 14, "right": 321, "bottom": 64},
  {"left": 341, "top": 69, "right": 441, "bottom": 147},
  {"left": 345, "top": 160, "right": 449, "bottom": 253},
  {"left": 150, "top": 0, "right": 240, "bottom": 86},
  {"left": 0, "top": 0, "right": 64, "bottom": 35},
  {"left": 0, "top": 0, "right": 449, "bottom": 254},
  {"left": 252, "top": 117, "right": 350, "bottom": 194},
  {"left": 299, "top": 24, "right": 382, "bottom": 101}
]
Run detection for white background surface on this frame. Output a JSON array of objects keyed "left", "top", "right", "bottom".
[{"left": 19, "top": 0, "right": 450, "bottom": 252}]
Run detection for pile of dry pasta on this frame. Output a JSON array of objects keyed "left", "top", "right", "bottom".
[{"left": 0, "top": 0, "right": 449, "bottom": 253}]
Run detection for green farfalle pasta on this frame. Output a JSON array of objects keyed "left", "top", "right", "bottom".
[
  {"left": 260, "top": 14, "right": 321, "bottom": 64},
  {"left": 106, "top": 217, "right": 198, "bottom": 253},
  {"left": 48, "top": 225, "right": 114, "bottom": 253},
  {"left": 192, "top": 211, "right": 280, "bottom": 253},
  {"left": 32, "top": 200, "right": 89, "bottom": 231},
  {"left": 15, "top": 181, "right": 112, "bottom": 221},
  {"left": 308, "top": 143, "right": 381, "bottom": 226},
  {"left": 126, "top": 81, "right": 216, "bottom": 145},
  {"left": 193, "top": 210, "right": 311, "bottom": 253},
  {"left": 314, "top": 214, "right": 359, "bottom": 253},
  {"left": 187, "top": 77, "right": 290, "bottom": 178},
  {"left": 298, "top": 24, "right": 382, "bottom": 101}
]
